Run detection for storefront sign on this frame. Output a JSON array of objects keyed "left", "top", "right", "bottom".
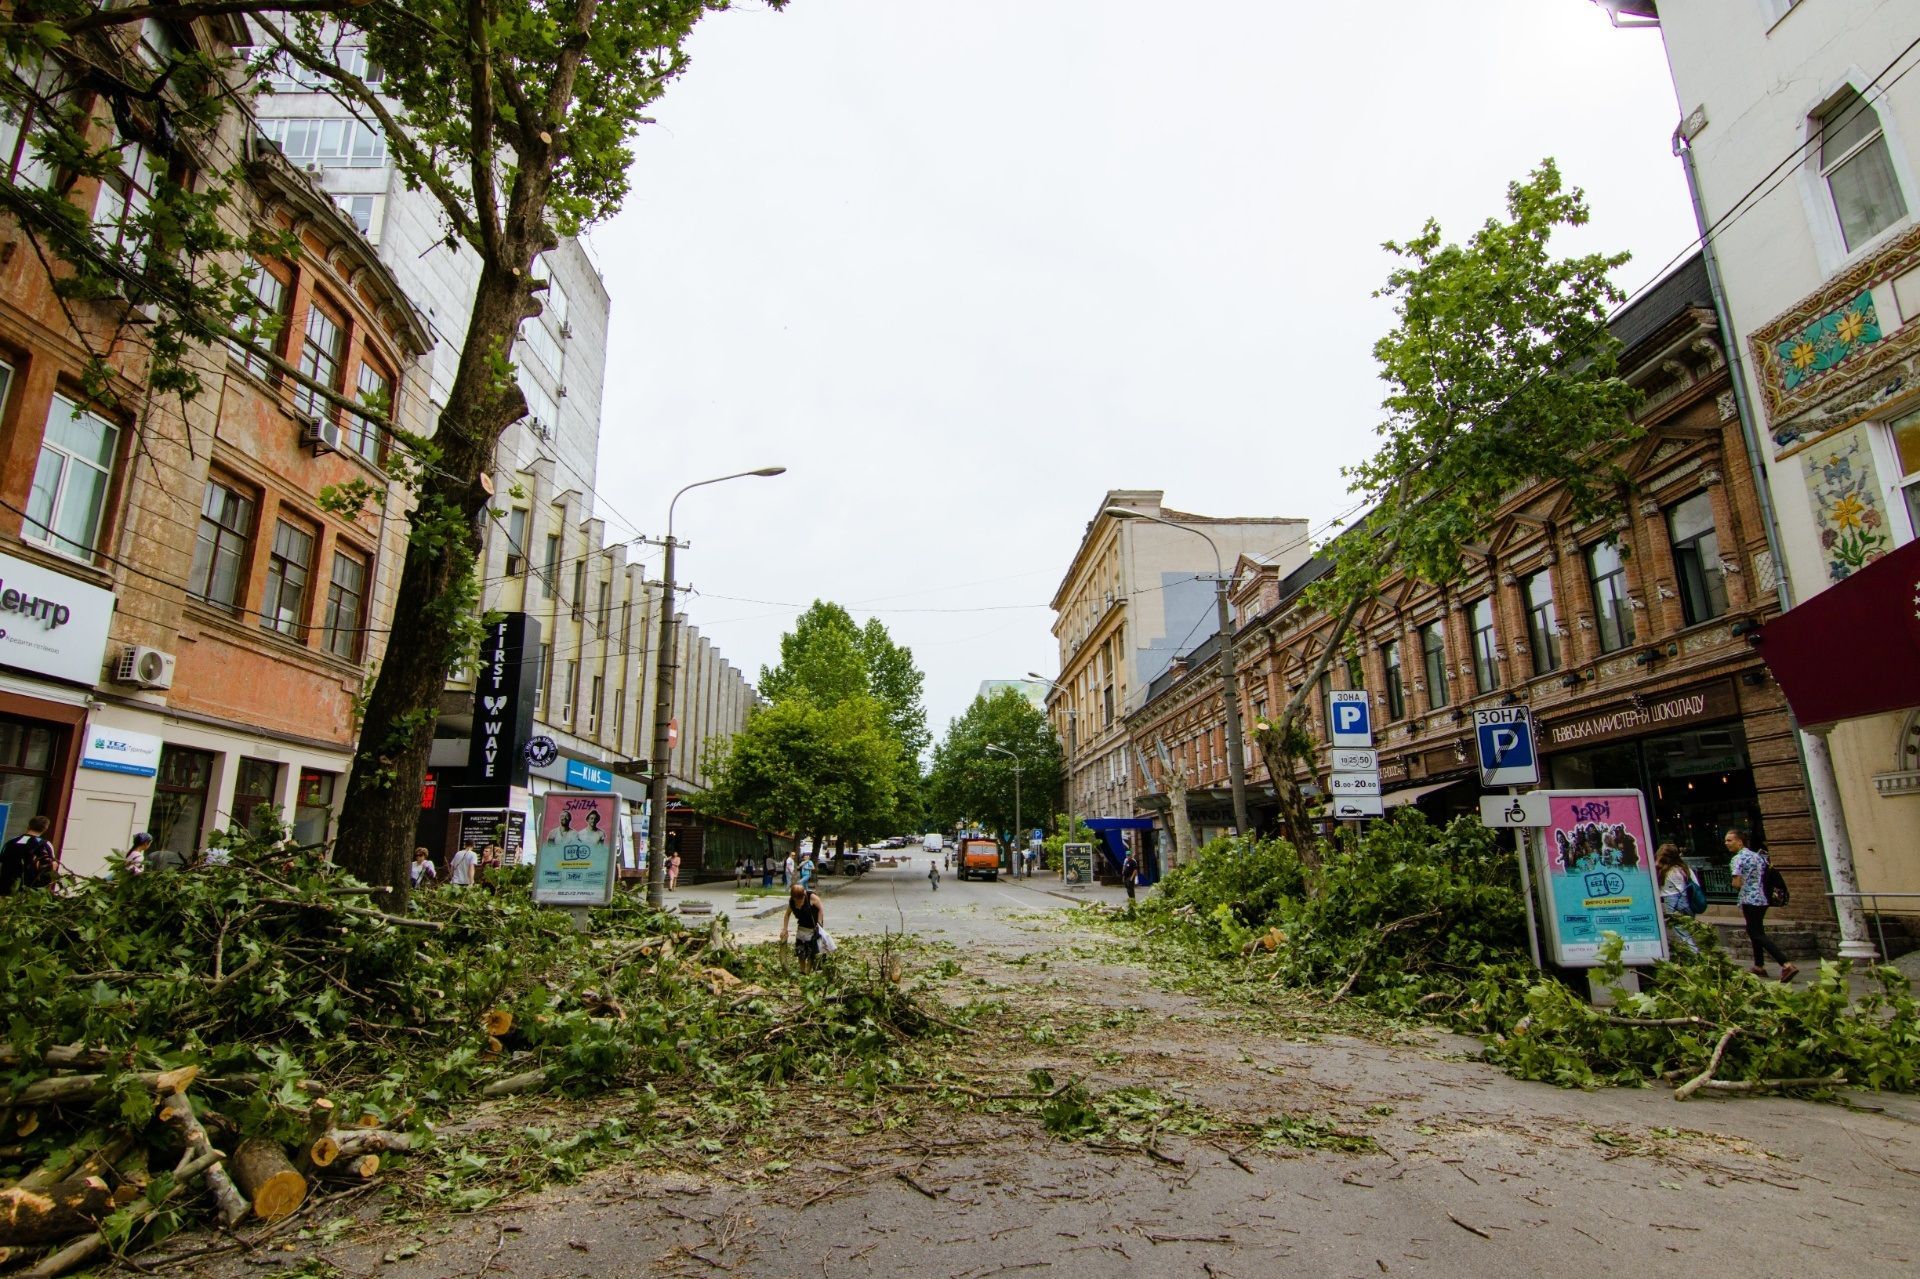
[
  {"left": 0, "top": 552, "right": 115, "bottom": 687},
  {"left": 1543, "top": 680, "right": 1740, "bottom": 750},
  {"left": 1532, "top": 789, "right": 1667, "bottom": 968},
  {"left": 533, "top": 790, "right": 617, "bottom": 906},
  {"left": 79, "top": 725, "right": 161, "bottom": 776},
  {"left": 564, "top": 758, "right": 613, "bottom": 791},
  {"left": 466, "top": 613, "right": 541, "bottom": 806},
  {"left": 452, "top": 808, "right": 527, "bottom": 863}
]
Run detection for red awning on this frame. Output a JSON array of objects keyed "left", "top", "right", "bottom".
[{"left": 1759, "top": 536, "right": 1920, "bottom": 728}]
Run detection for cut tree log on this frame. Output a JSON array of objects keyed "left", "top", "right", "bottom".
[
  {"left": 26, "top": 1146, "right": 222, "bottom": 1279},
  {"left": 480, "top": 1069, "right": 549, "bottom": 1098},
  {"left": 305, "top": 1098, "right": 336, "bottom": 1143},
  {"left": 483, "top": 1009, "right": 513, "bottom": 1037},
  {"left": 229, "top": 1138, "right": 307, "bottom": 1222},
  {"left": 154, "top": 1092, "right": 248, "bottom": 1226},
  {"left": 0, "top": 1177, "right": 117, "bottom": 1247},
  {"left": 0, "top": 1046, "right": 111, "bottom": 1071},
  {"left": 308, "top": 1128, "right": 412, "bottom": 1169},
  {"left": 16, "top": 1135, "right": 132, "bottom": 1194},
  {"left": 4, "top": 1066, "right": 198, "bottom": 1107}
]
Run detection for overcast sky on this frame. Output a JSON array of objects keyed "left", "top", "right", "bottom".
[{"left": 583, "top": 0, "right": 1696, "bottom": 743}]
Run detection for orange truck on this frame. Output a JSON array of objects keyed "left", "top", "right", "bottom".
[{"left": 957, "top": 837, "right": 1001, "bottom": 882}]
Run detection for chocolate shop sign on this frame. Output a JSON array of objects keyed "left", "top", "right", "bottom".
[{"left": 1544, "top": 680, "right": 1740, "bottom": 750}]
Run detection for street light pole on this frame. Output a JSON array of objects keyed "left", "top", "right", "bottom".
[
  {"left": 645, "top": 467, "right": 786, "bottom": 910},
  {"left": 985, "top": 743, "right": 1021, "bottom": 877},
  {"left": 1102, "top": 507, "right": 1250, "bottom": 837}
]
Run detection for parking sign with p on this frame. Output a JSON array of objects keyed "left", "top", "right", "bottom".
[
  {"left": 1329, "top": 690, "right": 1373, "bottom": 748},
  {"left": 1473, "top": 706, "right": 1539, "bottom": 787}
]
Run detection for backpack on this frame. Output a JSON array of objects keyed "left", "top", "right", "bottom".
[
  {"left": 1762, "top": 862, "right": 1789, "bottom": 908},
  {"left": 1684, "top": 872, "right": 1708, "bottom": 916}
]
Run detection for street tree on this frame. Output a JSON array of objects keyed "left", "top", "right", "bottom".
[
  {"left": 1252, "top": 161, "right": 1640, "bottom": 846},
  {"left": 697, "top": 694, "right": 902, "bottom": 857},
  {"left": 926, "top": 688, "right": 1062, "bottom": 843}
]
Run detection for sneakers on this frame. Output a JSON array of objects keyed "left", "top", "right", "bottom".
[
  {"left": 1749, "top": 965, "right": 1768, "bottom": 977},
  {"left": 1778, "top": 963, "right": 1799, "bottom": 984}
]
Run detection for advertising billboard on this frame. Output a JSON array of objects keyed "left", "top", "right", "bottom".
[
  {"left": 1533, "top": 789, "right": 1667, "bottom": 967},
  {"left": 533, "top": 790, "right": 618, "bottom": 906}
]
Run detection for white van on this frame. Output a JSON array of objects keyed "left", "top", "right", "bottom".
[{"left": 922, "top": 833, "right": 945, "bottom": 854}]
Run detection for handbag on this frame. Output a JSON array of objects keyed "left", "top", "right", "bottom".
[
  {"left": 815, "top": 926, "right": 838, "bottom": 955},
  {"left": 1684, "top": 872, "right": 1707, "bottom": 916}
]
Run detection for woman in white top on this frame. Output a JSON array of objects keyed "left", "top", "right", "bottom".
[{"left": 1653, "top": 843, "right": 1698, "bottom": 953}]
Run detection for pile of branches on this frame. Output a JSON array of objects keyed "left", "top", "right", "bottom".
[{"left": 0, "top": 839, "right": 941, "bottom": 1270}]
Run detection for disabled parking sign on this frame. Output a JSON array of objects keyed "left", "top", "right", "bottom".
[{"left": 1473, "top": 706, "right": 1539, "bottom": 787}]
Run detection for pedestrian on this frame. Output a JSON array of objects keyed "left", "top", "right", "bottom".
[
  {"left": 735, "top": 858, "right": 748, "bottom": 889},
  {"left": 447, "top": 842, "right": 479, "bottom": 887},
  {"left": 667, "top": 850, "right": 681, "bottom": 891},
  {"left": 480, "top": 842, "right": 504, "bottom": 885},
  {"left": 1727, "top": 827, "right": 1796, "bottom": 982},
  {"left": 799, "top": 853, "right": 816, "bottom": 889},
  {"left": 928, "top": 858, "right": 941, "bottom": 891},
  {"left": 1654, "top": 843, "right": 1699, "bottom": 954},
  {"left": 783, "top": 850, "right": 796, "bottom": 887},
  {"left": 1120, "top": 844, "right": 1140, "bottom": 907},
  {"left": 410, "top": 846, "right": 438, "bottom": 889},
  {"left": 0, "top": 816, "right": 58, "bottom": 895},
  {"left": 780, "top": 880, "right": 827, "bottom": 973},
  {"left": 762, "top": 855, "right": 775, "bottom": 889},
  {"left": 120, "top": 831, "right": 154, "bottom": 877}
]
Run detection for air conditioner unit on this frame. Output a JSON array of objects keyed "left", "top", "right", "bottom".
[
  {"left": 555, "top": 384, "right": 567, "bottom": 398},
  {"left": 298, "top": 411, "right": 340, "bottom": 453},
  {"left": 304, "top": 162, "right": 323, "bottom": 174},
  {"left": 558, "top": 321, "right": 572, "bottom": 339},
  {"left": 115, "top": 645, "right": 177, "bottom": 690}
]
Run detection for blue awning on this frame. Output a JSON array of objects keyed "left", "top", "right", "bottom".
[{"left": 1084, "top": 817, "right": 1156, "bottom": 884}]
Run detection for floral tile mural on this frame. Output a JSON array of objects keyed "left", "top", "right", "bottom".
[
  {"left": 1802, "top": 423, "right": 1891, "bottom": 582},
  {"left": 1776, "top": 291, "right": 1882, "bottom": 392}
]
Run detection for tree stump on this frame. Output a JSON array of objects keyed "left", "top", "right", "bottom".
[{"left": 230, "top": 1139, "right": 307, "bottom": 1222}]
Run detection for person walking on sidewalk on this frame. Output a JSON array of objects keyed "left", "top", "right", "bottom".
[
  {"left": 1654, "top": 843, "right": 1700, "bottom": 954},
  {"left": 928, "top": 858, "right": 940, "bottom": 891},
  {"left": 1727, "top": 828, "right": 1796, "bottom": 983},
  {"left": 0, "top": 816, "right": 58, "bottom": 895},
  {"left": 1120, "top": 846, "right": 1140, "bottom": 908}
]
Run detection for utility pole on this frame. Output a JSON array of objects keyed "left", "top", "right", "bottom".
[{"left": 644, "top": 467, "right": 786, "bottom": 910}]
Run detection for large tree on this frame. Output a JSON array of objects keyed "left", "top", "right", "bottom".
[
  {"left": 1252, "top": 162, "right": 1640, "bottom": 846},
  {"left": 926, "top": 688, "right": 1062, "bottom": 843},
  {"left": 698, "top": 695, "right": 902, "bottom": 854}
]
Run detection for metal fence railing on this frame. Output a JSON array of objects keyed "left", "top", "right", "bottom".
[{"left": 1826, "top": 892, "right": 1920, "bottom": 962}]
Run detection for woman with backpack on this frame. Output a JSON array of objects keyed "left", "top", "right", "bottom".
[
  {"left": 1727, "top": 827, "right": 1796, "bottom": 983},
  {"left": 1654, "top": 843, "right": 1703, "bottom": 953}
]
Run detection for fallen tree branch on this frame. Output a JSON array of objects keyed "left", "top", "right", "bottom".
[
  {"left": 4, "top": 1067, "right": 198, "bottom": 1107},
  {"left": 26, "top": 1147, "right": 223, "bottom": 1279},
  {"left": 156, "top": 1092, "right": 248, "bottom": 1226},
  {"left": 1673, "top": 1026, "right": 1741, "bottom": 1101},
  {"left": 1697, "top": 1074, "right": 1846, "bottom": 1094},
  {"left": 478, "top": 1069, "right": 549, "bottom": 1098}
]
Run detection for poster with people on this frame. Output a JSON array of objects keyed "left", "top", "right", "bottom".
[
  {"left": 533, "top": 791, "right": 617, "bottom": 906},
  {"left": 1534, "top": 789, "right": 1668, "bottom": 967}
]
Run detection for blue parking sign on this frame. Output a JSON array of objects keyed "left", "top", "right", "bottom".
[
  {"left": 1329, "top": 690, "right": 1372, "bottom": 747},
  {"left": 1473, "top": 707, "right": 1539, "bottom": 787}
]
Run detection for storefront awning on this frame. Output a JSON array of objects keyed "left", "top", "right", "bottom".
[
  {"left": 1381, "top": 777, "right": 1468, "bottom": 809},
  {"left": 1759, "top": 537, "right": 1920, "bottom": 728}
]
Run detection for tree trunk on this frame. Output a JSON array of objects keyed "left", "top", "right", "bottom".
[
  {"left": 331, "top": 261, "right": 536, "bottom": 907},
  {"left": 1163, "top": 766, "right": 1196, "bottom": 871},
  {"left": 0, "top": 1179, "right": 127, "bottom": 1246}
]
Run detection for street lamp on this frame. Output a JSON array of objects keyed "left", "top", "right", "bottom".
[
  {"left": 1027, "top": 671, "right": 1076, "bottom": 841},
  {"left": 985, "top": 742, "right": 1022, "bottom": 877},
  {"left": 645, "top": 466, "right": 786, "bottom": 909},
  {"left": 1102, "top": 506, "right": 1250, "bottom": 836}
]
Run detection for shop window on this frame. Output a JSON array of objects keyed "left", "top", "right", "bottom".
[
  {"left": 346, "top": 359, "right": 390, "bottom": 463},
  {"left": 26, "top": 394, "right": 121, "bottom": 560},
  {"left": 148, "top": 745, "right": 215, "bottom": 859},
  {"left": 292, "top": 768, "right": 336, "bottom": 846},
  {"left": 1469, "top": 597, "right": 1498, "bottom": 693},
  {"left": 0, "top": 715, "right": 59, "bottom": 842},
  {"left": 231, "top": 264, "right": 288, "bottom": 380},
  {"left": 1888, "top": 405, "right": 1920, "bottom": 539},
  {"left": 262, "top": 518, "right": 315, "bottom": 639},
  {"left": 293, "top": 302, "right": 343, "bottom": 423},
  {"left": 1667, "top": 493, "right": 1729, "bottom": 625},
  {"left": 231, "top": 757, "right": 281, "bottom": 837},
  {"left": 1815, "top": 88, "right": 1908, "bottom": 253},
  {"left": 1524, "top": 569, "right": 1561, "bottom": 674},
  {"left": 322, "top": 548, "right": 369, "bottom": 661},
  {"left": 1419, "top": 622, "right": 1449, "bottom": 709},
  {"left": 1586, "top": 541, "right": 1636, "bottom": 653},
  {"left": 189, "top": 478, "right": 256, "bottom": 614},
  {"left": 1381, "top": 640, "right": 1406, "bottom": 720}
]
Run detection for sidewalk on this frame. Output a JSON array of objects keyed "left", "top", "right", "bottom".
[
  {"left": 660, "top": 872, "right": 860, "bottom": 921},
  {"left": 1005, "top": 874, "right": 1139, "bottom": 909}
]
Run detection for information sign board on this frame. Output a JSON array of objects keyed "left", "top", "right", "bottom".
[
  {"left": 533, "top": 791, "right": 617, "bottom": 906},
  {"left": 1532, "top": 789, "right": 1667, "bottom": 967},
  {"left": 1062, "top": 842, "right": 1094, "bottom": 885}
]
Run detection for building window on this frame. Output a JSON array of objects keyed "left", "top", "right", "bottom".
[
  {"left": 571, "top": 560, "right": 585, "bottom": 619},
  {"left": 1317, "top": 671, "right": 1333, "bottom": 735},
  {"left": 1816, "top": 88, "right": 1908, "bottom": 252},
  {"left": 613, "top": 688, "right": 625, "bottom": 752},
  {"left": 189, "top": 479, "right": 256, "bottom": 613},
  {"left": 561, "top": 659, "right": 577, "bottom": 721},
  {"left": 0, "top": 714, "right": 59, "bottom": 844},
  {"left": 1667, "top": 493, "right": 1728, "bottom": 625},
  {"left": 256, "top": 116, "right": 387, "bottom": 168},
  {"left": 588, "top": 675, "right": 603, "bottom": 735},
  {"left": 26, "top": 394, "right": 120, "bottom": 560},
  {"left": 231, "top": 264, "right": 288, "bottom": 380},
  {"left": 294, "top": 303, "right": 344, "bottom": 422},
  {"left": 334, "top": 193, "right": 375, "bottom": 234},
  {"left": 345, "top": 359, "right": 390, "bottom": 463},
  {"left": 619, "top": 599, "right": 632, "bottom": 651},
  {"left": 542, "top": 533, "right": 559, "bottom": 598},
  {"left": 262, "top": 518, "right": 316, "bottom": 639},
  {"left": 534, "top": 642, "right": 550, "bottom": 711},
  {"left": 1468, "top": 597, "right": 1499, "bottom": 693},
  {"left": 597, "top": 580, "right": 611, "bottom": 630},
  {"left": 1419, "top": 622, "right": 1449, "bottom": 709},
  {"left": 0, "top": 55, "right": 61, "bottom": 187},
  {"left": 92, "top": 132, "right": 161, "bottom": 265},
  {"left": 1587, "top": 541, "right": 1636, "bottom": 653},
  {"left": 322, "top": 548, "right": 369, "bottom": 661},
  {"left": 232, "top": 757, "right": 281, "bottom": 837},
  {"left": 293, "top": 768, "right": 337, "bottom": 846},
  {"left": 1381, "top": 640, "right": 1405, "bottom": 720},
  {"left": 1887, "top": 406, "right": 1920, "bottom": 539},
  {"left": 148, "top": 745, "right": 215, "bottom": 860},
  {"left": 504, "top": 508, "right": 528, "bottom": 576},
  {"left": 1524, "top": 569, "right": 1561, "bottom": 674}
]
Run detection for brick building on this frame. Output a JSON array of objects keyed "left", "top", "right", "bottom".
[{"left": 1128, "top": 254, "right": 1833, "bottom": 920}]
